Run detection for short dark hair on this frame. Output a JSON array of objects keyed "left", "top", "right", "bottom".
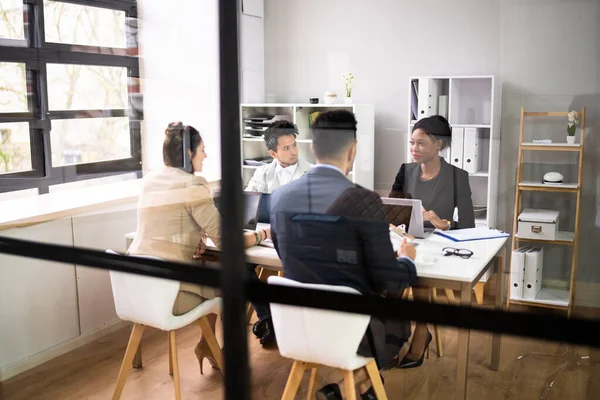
[
  {"left": 412, "top": 115, "right": 452, "bottom": 150},
  {"left": 163, "top": 122, "right": 203, "bottom": 168},
  {"left": 311, "top": 110, "right": 357, "bottom": 159},
  {"left": 264, "top": 120, "right": 298, "bottom": 152}
]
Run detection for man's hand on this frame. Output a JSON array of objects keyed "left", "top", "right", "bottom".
[{"left": 397, "top": 238, "right": 416, "bottom": 261}]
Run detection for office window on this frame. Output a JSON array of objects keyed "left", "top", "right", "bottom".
[
  {"left": 0, "top": 62, "right": 28, "bottom": 112},
  {"left": 0, "top": 122, "right": 31, "bottom": 173},
  {"left": 43, "top": 1, "right": 126, "bottom": 49},
  {"left": 0, "top": 0, "right": 141, "bottom": 194},
  {"left": 50, "top": 117, "right": 131, "bottom": 166},
  {"left": 0, "top": 0, "right": 26, "bottom": 43},
  {"left": 47, "top": 64, "right": 128, "bottom": 110}
]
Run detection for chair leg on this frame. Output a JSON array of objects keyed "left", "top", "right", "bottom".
[
  {"left": 282, "top": 361, "right": 306, "bottom": 400},
  {"left": 474, "top": 282, "right": 485, "bottom": 305},
  {"left": 430, "top": 288, "right": 443, "bottom": 357},
  {"left": 444, "top": 288, "right": 457, "bottom": 304},
  {"left": 168, "top": 332, "right": 174, "bottom": 376},
  {"left": 343, "top": 369, "right": 357, "bottom": 400},
  {"left": 257, "top": 266, "right": 266, "bottom": 280},
  {"left": 112, "top": 323, "right": 145, "bottom": 400},
  {"left": 198, "top": 315, "right": 224, "bottom": 372},
  {"left": 168, "top": 331, "right": 181, "bottom": 400},
  {"left": 306, "top": 368, "right": 318, "bottom": 400},
  {"left": 246, "top": 302, "right": 255, "bottom": 324},
  {"left": 277, "top": 270, "right": 284, "bottom": 277},
  {"left": 364, "top": 360, "right": 388, "bottom": 400}
]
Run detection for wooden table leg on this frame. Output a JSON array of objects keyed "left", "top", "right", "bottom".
[
  {"left": 491, "top": 247, "right": 506, "bottom": 371},
  {"left": 456, "top": 283, "right": 472, "bottom": 400},
  {"left": 132, "top": 344, "right": 143, "bottom": 369}
]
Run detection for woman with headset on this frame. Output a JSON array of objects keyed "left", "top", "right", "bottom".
[{"left": 128, "top": 122, "right": 269, "bottom": 375}]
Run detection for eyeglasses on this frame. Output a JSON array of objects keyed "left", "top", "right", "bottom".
[{"left": 442, "top": 247, "right": 473, "bottom": 259}]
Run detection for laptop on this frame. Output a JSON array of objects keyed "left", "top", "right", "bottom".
[
  {"left": 212, "top": 190, "right": 262, "bottom": 231},
  {"left": 380, "top": 197, "right": 433, "bottom": 239},
  {"left": 257, "top": 193, "right": 271, "bottom": 223}
]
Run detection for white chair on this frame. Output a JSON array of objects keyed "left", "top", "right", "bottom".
[
  {"left": 268, "top": 276, "right": 388, "bottom": 400},
  {"left": 106, "top": 250, "right": 223, "bottom": 400}
]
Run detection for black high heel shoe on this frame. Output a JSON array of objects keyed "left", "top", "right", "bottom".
[{"left": 397, "top": 330, "right": 432, "bottom": 369}]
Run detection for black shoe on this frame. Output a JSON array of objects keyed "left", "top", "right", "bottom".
[
  {"left": 398, "top": 330, "right": 432, "bottom": 369},
  {"left": 315, "top": 383, "right": 342, "bottom": 400},
  {"left": 259, "top": 318, "right": 277, "bottom": 348},
  {"left": 360, "top": 375, "right": 384, "bottom": 400},
  {"left": 252, "top": 318, "right": 268, "bottom": 338}
]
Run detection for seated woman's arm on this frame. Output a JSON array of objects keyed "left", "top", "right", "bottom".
[
  {"left": 186, "top": 182, "right": 270, "bottom": 249},
  {"left": 389, "top": 164, "right": 407, "bottom": 197}
]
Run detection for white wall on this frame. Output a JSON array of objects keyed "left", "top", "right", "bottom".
[
  {"left": 264, "top": 0, "right": 501, "bottom": 189},
  {"left": 264, "top": 0, "right": 600, "bottom": 289},
  {"left": 138, "top": 0, "right": 221, "bottom": 178},
  {"left": 139, "top": 0, "right": 265, "bottom": 179}
]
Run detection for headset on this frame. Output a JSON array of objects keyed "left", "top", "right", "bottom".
[{"left": 181, "top": 125, "right": 192, "bottom": 173}]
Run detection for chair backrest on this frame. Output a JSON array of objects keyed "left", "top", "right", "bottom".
[
  {"left": 268, "top": 276, "right": 370, "bottom": 369},
  {"left": 106, "top": 250, "right": 181, "bottom": 330}
]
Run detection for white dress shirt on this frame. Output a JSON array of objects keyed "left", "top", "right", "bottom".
[{"left": 275, "top": 162, "right": 298, "bottom": 186}]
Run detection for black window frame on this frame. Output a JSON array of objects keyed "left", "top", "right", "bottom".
[{"left": 0, "top": 0, "right": 142, "bottom": 194}]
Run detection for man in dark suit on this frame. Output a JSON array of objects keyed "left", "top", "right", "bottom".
[{"left": 270, "top": 110, "right": 418, "bottom": 400}]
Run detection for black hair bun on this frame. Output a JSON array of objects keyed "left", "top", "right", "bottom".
[
  {"left": 414, "top": 115, "right": 451, "bottom": 137},
  {"left": 166, "top": 121, "right": 184, "bottom": 137}
]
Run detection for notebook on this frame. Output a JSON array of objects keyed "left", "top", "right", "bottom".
[{"left": 434, "top": 227, "right": 509, "bottom": 242}]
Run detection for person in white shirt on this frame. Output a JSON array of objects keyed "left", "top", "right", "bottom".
[{"left": 245, "top": 120, "right": 313, "bottom": 193}]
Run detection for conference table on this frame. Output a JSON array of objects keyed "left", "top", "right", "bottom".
[{"left": 125, "top": 225, "right": 508, "bottom": 400}]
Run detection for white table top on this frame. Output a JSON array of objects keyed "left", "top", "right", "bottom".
[{"left": 127, "top": 223, "right": 508, "bottom": 284}]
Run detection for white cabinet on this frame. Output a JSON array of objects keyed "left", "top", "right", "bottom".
[
  {"left": 0, "top": 219, "right": 79, "bottom": 371},
  {"left": 407, "top": 76, "right": 501, "bottom": 229},
  {"left": 241, "top": 103, "right": 375, "bottom": 190},
  {"left": 71, "top": 207, "right": 137, "bottom": 335}
]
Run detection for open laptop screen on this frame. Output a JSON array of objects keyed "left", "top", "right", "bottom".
[{"left": 212, "top": 190, "right": 262, "bottom": 230}]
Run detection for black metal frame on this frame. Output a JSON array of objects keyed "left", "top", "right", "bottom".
[{"left": 0, "top": 0, "right": 141, "bottom": 194}]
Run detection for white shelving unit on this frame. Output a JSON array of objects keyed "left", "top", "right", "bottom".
[
  {"left": 240, "top": 103, "right": 375, "bottom": 189},
  {"left": 407, "top": 76, "right": 502, "bottom": 229}
]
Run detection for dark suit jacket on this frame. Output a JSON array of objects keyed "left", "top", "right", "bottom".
[
  {"left": 270, "top": 165, "right": 417, "bottom": 368},
  {"left": 270, "top": 166, "right": 417, "bottom": 296},
  {"left": 390, "top": 158, "right": 475, "bottom": 229}
]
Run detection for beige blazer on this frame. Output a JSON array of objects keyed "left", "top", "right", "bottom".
[
  {"left": 127, "top": 167, "right": 221, "bottom": 299},
  {"left": 244, "top": 158, "right": 313, "bottom": 193}
]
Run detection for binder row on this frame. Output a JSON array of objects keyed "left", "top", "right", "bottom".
[
  {"left": 510, "top": 246, "right": 544, "bottom": 300},
  {"left": 451, "top": 127, "right": 484, "bottom": 173}
]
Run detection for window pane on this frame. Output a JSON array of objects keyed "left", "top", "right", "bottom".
[
  {"left": 0, "top": 122, "right": 32, "bottom": 174},
  {"left": 0, "top": 0, "right": 25, "bottom": 41},
  {"left": 50, "top": 117, "right": 131, "bottom": 167},
  {"left": 47, "top": 64, "right": 128, "bottom": 110},
  {"left": 44, "top": 1, "right": 126, "bottom": 48},
  {"left": 0, "top": 62, "right": 28, "bottom": 112}
]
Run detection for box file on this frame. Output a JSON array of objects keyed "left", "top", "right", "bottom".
[
  {"left": 463, "top": 127, "right": 483, "bottom": 173},
  {"left": 510, "top": 246, "right": 529, "bottom": 299},
  {"left": 523, "top": 247, "right": 544, "bottom": 299},
  {"left": 450, "top": 127, "right": 465, "bottom": 168},
  {"left": 417, "top": 79, "right": 442, "bottom": 120},
  {"left": 518, "top": 209, "right": 559, "bottom": 241}
]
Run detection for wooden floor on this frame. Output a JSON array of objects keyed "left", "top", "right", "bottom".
[{"left": 3, "top": 299, "right": 600, "bottom": 400}]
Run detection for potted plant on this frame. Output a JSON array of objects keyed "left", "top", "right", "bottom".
[
  {"left": 567, "top": 110, "right": 579, "bottom": 144},
  {"left": 341, "top": 72, "right": 355, "bottom": 104}
]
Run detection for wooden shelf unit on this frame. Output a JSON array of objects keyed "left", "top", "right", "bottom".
[{"left": 508, "top": 107, "right": 586, "bottom": 316}]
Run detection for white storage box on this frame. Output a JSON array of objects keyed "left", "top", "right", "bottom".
[{"left": 518, "top": 209, "right": 559, "bottom": 241}]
